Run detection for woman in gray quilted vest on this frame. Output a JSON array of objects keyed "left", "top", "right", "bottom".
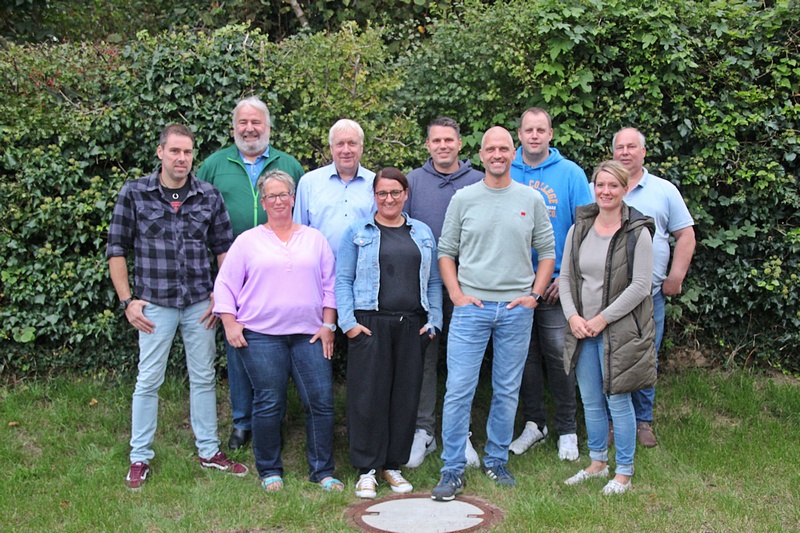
[{"left": 560, "top": 160, "right": 656, "bottom": 495}]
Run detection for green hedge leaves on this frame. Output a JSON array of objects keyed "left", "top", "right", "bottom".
[{"left": 1, "top": 0, "right": 798, "bottom": 375}]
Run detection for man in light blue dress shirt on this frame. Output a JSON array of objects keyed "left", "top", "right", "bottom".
[
  {"left": 293, "top": 119, "right": 376, "bottom": 258},
  {"left": 613, "top": 127, "right": 696, "bottom": 448}
]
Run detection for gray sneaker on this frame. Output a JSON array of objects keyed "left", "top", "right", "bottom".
[
  {"left": 482, "top": 463, "right": 516, "bottom": 487},
  {"left": 431, "top": 470, "right": 465, "bottom": 502}
]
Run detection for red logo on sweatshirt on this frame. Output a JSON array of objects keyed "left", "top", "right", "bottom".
[{"left": 520, "top": 211, "right": 526, "bottom": 216}]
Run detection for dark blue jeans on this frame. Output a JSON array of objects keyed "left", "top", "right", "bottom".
[
  {"left": 239, "top": 330, "right": 335, "bottom": 482},
  {"left": 631, "top": 289, "right": 664, "bottom": 423},
  {"left": 226, "top": 339, "right": 252, "bottom": 431}
]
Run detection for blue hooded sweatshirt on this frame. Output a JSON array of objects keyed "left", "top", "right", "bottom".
[{"left": 510, "top": 147, "right": 592, "bottom": 276}]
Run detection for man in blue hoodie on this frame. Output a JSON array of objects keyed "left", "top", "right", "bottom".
[
  {"left": 508, "top": 108, "right": 592, "bottom": 460},
  {"left": 404, "top": 117, "right": 483, "bottom": 469}
]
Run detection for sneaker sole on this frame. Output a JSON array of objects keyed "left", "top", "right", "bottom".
[
  {"left": 200, "top": 462, "right": 248, "bottom": 477},
  {"left": 431, "top": 486, "right": 463, "bottom": 501},
  {"left": 509, "top": 434, "right": 547, "bottom": 455},
  {"left": 389, "top": 484, "right": 413, "bottom": 494},
  {"left": 356, "top": 491, "right": 377, "bottom": 499}
]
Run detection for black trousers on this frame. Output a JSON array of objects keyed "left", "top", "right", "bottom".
[{"left": 347, "top": 311, "right": 429, "bottom": 471}]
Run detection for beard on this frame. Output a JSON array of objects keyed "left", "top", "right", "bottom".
[{"left": 234, "top": 131, "right": 270, "bottom": 157}]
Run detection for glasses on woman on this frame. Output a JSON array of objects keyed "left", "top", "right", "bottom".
[
  {"left": 374, "top": 190, "right": 404, "bottom": 200},
  {"left": 265, "top": 193, "right": 291, "bottom": 203}
]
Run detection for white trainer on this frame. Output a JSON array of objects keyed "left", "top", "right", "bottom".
[
  {"left": 355, "top": 469, "right": 377, "bottom": 499},
  {"left": 465, "top": 431, "right": 480, "bottom": 468},
  {"left": 404, "top": 429, "right": 436, "bottom": 468},
  {"left": 558, "top": 433, "right": 580, "bottom": 461},
  {"left": 509, "top": 421, "right": 548, "bottom": 455}
]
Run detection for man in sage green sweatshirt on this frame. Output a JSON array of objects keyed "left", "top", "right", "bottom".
[{"left": 431, "top": 127, "right": 555, "bottom": 502}]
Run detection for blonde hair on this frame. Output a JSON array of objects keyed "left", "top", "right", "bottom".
[{"left": 592, "top": 160, "right": 629, "bottom": 188}]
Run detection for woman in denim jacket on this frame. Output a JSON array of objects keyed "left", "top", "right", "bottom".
[{"left": 336, "top": 167, "right": 443, "bottom": 499}]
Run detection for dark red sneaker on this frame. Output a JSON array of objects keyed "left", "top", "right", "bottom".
[
  {"left": 126, "top": 461, "right": 150, "bottom": 490},
  {"left": 199, "top": 451, "right": 248, "bottom": 476}
]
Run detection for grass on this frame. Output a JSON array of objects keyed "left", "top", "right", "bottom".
[{"left": 1, "top": 367, "right": 799, "bottom": 532}]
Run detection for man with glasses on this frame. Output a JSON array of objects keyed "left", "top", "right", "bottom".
[
  {"left": 197, "top": 96, "right": 304, "bottom": 452},
  {"left": 293, "top": 119, "right": 376, "bottom": 258}
]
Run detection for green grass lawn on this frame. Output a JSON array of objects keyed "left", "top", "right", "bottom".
[{"left": 1, "top": 367, "right": 798, "bottom": 532}]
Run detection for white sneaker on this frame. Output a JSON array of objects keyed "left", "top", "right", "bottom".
[
  {"left": 509, "top": 421, "right": 548, "bottom": 455},
  {"left": 465, "top": 431, "right": 480, "bottom": 468},
  {"left": 404, "top": 429, "right": 436, "bottom": 468},
  {"left": 355, "top": 469, "right": 377, "bottom": 499},
  {"left": 382, "top": 469, "right": 413, "bottom": 493},
  {"left": 558, "top": 433, "right": 580, "bottom": 461},
  {"left": 602, "top": 478, "right": 632, "bottom": 495},
  {"left": 564, "top": 466, "right": 609, "bottom": 485}
]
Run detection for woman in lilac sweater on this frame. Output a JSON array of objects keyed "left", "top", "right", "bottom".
[{"left": 214, "top": 170, "right": 341, "bottom": 492}]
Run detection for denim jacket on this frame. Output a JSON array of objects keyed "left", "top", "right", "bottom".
[{"left": 335, "top": 214, "right": 443, "bottom": 333}]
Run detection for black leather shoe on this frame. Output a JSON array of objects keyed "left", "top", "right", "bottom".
[{"left": 228, "top": 428, "right": 252, "bottom": 451}]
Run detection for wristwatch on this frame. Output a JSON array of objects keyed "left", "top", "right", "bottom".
[
  {"left": 531, "top": 292, "right": 544, "bottom": 304},
  {"left": 119, "top": 298, "right": 133, "bottom": 311},
  {"left": 323, "top": 323, "right": 337, "bottom": 332}
]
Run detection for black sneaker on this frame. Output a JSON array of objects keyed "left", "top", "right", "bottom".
[
  {"left": 431, "top": 470, "right": 465, "bottom": 501},
  {"left": 483, "top": 463, "right": 516, "bottom": 487}
]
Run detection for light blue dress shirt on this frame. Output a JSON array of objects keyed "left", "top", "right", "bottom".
[
  {"left": 293, "top": 162, "right": 376, "bottom": 258},
  {"left": 623, "top": 168, "right": 694, "bottom": 293}
]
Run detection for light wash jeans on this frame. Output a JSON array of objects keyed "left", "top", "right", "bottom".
[
  {"left": 632, "top": 289, "right": 664, "bottom": 423},
  {"left": 130, "top": 300, "right": 220, "bottom": 463},
  {"left": 575, "top": 336, "right": 635, "bottom": 476},
  {"left": 440, "top": 301, "right": 533, "bottom": 473}
]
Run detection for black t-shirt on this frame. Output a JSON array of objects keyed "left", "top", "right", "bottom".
[
  {"left": 161, "top": 180, "right": 191, "bottom": 212},
  {"left": 376, "top": 221, "right": 423, "bottom": 313}
]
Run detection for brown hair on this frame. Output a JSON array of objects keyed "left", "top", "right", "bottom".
[{"left": 374, "top": 167, "right": 408, "bottom": 190}]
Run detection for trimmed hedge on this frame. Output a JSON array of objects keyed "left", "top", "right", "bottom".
[{"left": 1, "top": 0, "right": 798, "bottom": 376}]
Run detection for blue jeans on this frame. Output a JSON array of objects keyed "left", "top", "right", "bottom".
[
  {"left": 631, "top": 289, "right": 664, "bottom": 423},
  {"left": 575, "top": 336, "right": 635, "bottom": 476},
  {"left": 239, "top": 331, "right": 335, "bottom": 482},
  {"left": 225, "top": 339, "right": 253, "bottom": 431},
  {"left": 130, "top": 300, "right": 220, "bottom": 463},
  {"left": 441, "top": 301, "right": 534, "bottom": 473}
]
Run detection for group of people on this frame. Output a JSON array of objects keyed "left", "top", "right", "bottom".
[{"left": 107, "top": 96, "right": 695, "bottom": 500}]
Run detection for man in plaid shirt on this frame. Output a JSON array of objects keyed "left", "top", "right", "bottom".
[{"left": 107, "top": 123, "right": 248, "bottom": 490}]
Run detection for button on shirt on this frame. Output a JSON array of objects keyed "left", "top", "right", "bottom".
[
  {"left": 106, "top": 169, "right": 233, "bottom": 308},
  {"left": 293, "top": 162, "right": 376, "bottom": 257}
]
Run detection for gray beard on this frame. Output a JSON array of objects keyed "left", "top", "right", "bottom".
[{"left": 234, "top": 135, "right": 269, "bottom": 157}]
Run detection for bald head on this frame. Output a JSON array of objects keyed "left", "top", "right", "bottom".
[
  {"left": 479, "top": 127, "right": 516, "bottom": 183},
  {"left": 481, "top": 126, "right": 515, "bottom": 150}
]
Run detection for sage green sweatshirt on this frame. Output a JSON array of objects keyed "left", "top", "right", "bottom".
[{"left": 438, "top": 180, "right": 555, "bottom": 301}]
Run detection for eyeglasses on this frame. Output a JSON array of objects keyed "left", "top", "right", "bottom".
[
  {"left": 374, "top": 190, "right": 404, "bottom": 200},
  {"left": 264, "top": 193, "right": 291, "bottom": 203}
]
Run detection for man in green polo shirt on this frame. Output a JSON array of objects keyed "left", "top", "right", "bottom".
[{"left": 197, "top": 96, "right": 304, "bottom": 451}]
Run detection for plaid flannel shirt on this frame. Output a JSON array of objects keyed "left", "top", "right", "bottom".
[{"left": 106, "top": 169, "right": 233, "bottom": 308}]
